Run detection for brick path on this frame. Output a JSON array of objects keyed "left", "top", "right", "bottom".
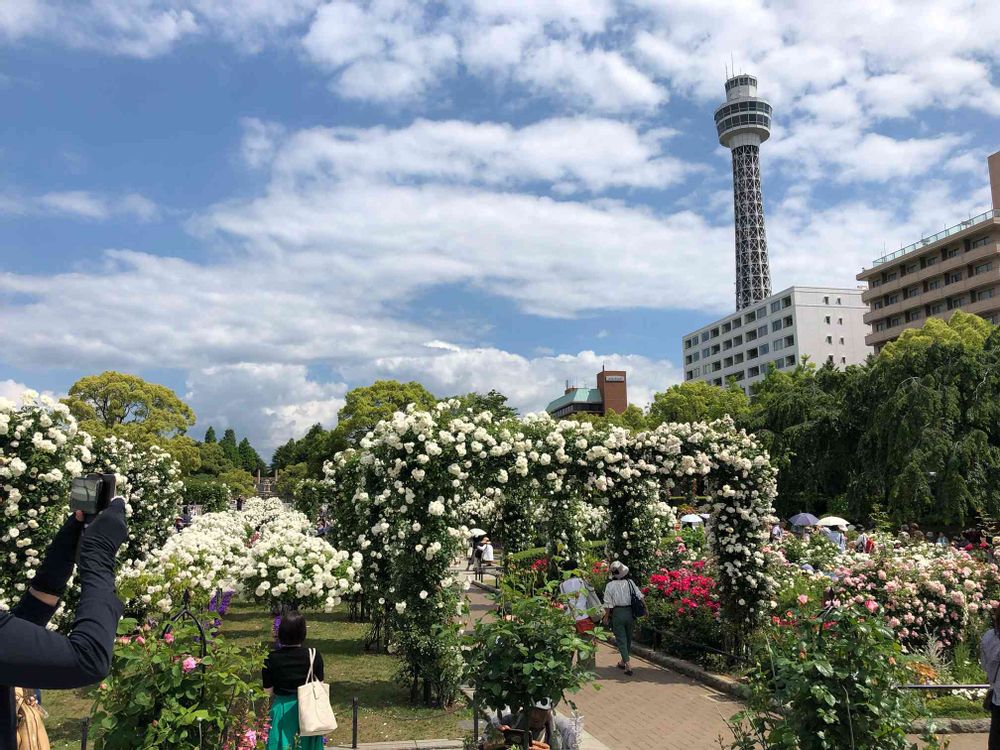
[{"left": 463, "top": 581, "right": 989, "bottom": 750}]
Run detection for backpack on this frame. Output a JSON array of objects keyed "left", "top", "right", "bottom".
[{"left": 15, "top": 689, "right": 50, "bottom": 750}]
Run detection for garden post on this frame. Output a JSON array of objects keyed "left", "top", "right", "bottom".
[
  {"left": 352, "top": 696, "right": 359, "bottom": 748},
  {"left": 80, "top": 717, "right": 89, "bottom": 750}
]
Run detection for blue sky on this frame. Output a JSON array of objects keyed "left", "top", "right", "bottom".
[{"left": 1, "top": 0, "right": 998, "bottom": 457}]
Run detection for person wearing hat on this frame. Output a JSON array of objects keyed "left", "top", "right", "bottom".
[
  {"left": 486, "top": 698, "right": 578, "bottom": 750},
  {"left": 476, "top": 537, "right": 494, "bottom": 575},
  {"left": 602, "top": 560, "right": 643, "bottom": 676}
]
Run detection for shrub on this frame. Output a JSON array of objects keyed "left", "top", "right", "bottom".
[
  {"left": 183, "top": 476, "right": 231, "bottom": 513},
  {"left": 726, "top": 601, "right": 944, "bottom": 750},
  {"left": 92, "top": 620, "right": 267, "bottom": 750}
]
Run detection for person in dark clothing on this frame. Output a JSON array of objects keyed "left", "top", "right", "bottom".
[
  {"left": 0, "top": 498, "right": 128, "bottom": 749},
  {"left": 262, "top": 611, "right": 325, "bottom": 750}
]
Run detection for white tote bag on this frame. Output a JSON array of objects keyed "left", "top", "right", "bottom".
[{"left": 297, "top": 648, "right": 338, "bottom": 737}]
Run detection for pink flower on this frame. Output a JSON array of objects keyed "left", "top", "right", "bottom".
[
  {"left": 182, "top": 656, "right": 198, "bottom": 673},
  {"left": 135, "top": 636, "right": 146, "bottom": 645},
  {"left": 163, "top": 633, "right": 174, "bottom": 644},
  {"left": 864, "top": 600, "right": 878, "bottom": 612},
  {"left": 797, "top": 594, "right": 809, "bottom": 605}
]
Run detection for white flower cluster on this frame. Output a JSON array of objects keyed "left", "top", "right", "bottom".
[{"left": 0, "top": 392, "right": 89, "bottom": 611}]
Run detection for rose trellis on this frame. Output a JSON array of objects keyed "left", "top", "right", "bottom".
[{"left": 325, "top": 405, "right": 777, "bottom": 700}]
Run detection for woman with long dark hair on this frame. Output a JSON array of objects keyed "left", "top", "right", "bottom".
[
  {"left": 980, "top": 604, "right": 1000, "bottom": 749},
  {"left": 263, "top": 611, "right": 325, "bottom": 750}
]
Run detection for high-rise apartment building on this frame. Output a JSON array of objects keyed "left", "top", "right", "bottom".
[
  {"left": 680, "top": 287, "right": 871, "bottom": 392},
  {"left": 856, "top": 151, "right": 1000, "bottom": 353}
]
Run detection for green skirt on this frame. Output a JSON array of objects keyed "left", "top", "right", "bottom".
[{"left": 267, "top": 693, "right": 324, "bottom": 750}]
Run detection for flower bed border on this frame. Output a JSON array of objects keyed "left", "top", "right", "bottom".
[{"left": 469, "top": 581, "right": 989, "bottom": 735}]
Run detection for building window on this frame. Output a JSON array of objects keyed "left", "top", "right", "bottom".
[
  {"left": 889, "top": 316, "right": 901, "bottom": 327},
  {"left": 824, "top": 315, "right": 831, "bottom": 324},
  {"left": 744, "top": 311, "right": 756, "bottom": 323},
  {"left": 712, "top": 361, "right": 722, "bottom": 372},
  {"left": 872, "top": 279, "right": 882, "bottom": 288},
  {"left": 746, "top": 330, "right": 757, "bottom": 342},
  {"left": 928, "top": 278, "right": 942, "bottom": 290},
  {"left": 747, "top": 366, "right": 760, "bottom": 377},
  {"left": 711, "top": 344, "right": 720, "bottom": 354},
  {"left": 711, "top": 327, "right": 720, "bottom": 338},
  {"left": 702, "top": 347, "right": 710, "bottom": 358},
  {"left": 732, "top": 317, "right": 742, "bottom": 329},
  {"left": 775, "top": 357, "right": 786, "bottom": 369},
  {"left": 724, "top": 356, "right": 733, "bottom": 368},
  {"left": 783, "top": 315, "right": 793, "bottom": 327},
  {"left": 701, "top": 331, "right": 710, "bottom": 342},
  {"left": 906, "top": 309, "right": 922, "bottom": 322},
  {"left": 825, "top": 335, "right": 832, "bottom": 344},
  {"left": 723, "top": 339, "right": 732, "bottom": 351},
  {"left": 972, "top": 236, "right": 992, "bottom": 249},
  {"left": 757, "top": 324, "right": 767, "bottom": 337},
  {"left": 685, "top": 355, "right": 692, "bottom": 365},
  {"left": 734, "top": 353, "right": 744, "bottom": 364},
  {"left": 946, "top": 271, "right": 962, "bottom": 284},
  {"left": 824, "top": 296, "right": 829, "bottom": 304},
  {"left": 974, "top": 262, "right": 993, "bottom": 275},
  {"left": 827, "top": 355, "right": 834, "bottom": 364},
  {"left": 886, "top": 271, "right": 898, "bottom": 281},
  {"left": 875, "top": 321, "right": 886, "bottom": 332},
  {"left": 887, "top": 294, "right": 899, "bottom": 304},
  {"left": 733, "top": 335, "right": 743, "bottom": 346},
  {"left": 692, "top": 367, "right": 700, "bottom": 377},
  {"left": 772, "top": 320, "right": 782, "bottom": 332},
  {"left": 756, "top": 306, "right": 766, "bottom": 318},
  {"left": 925, "top": 255, "right": 938, "bottom": 267},
  {"left": 692, "top": 352, "right": 700, "bottom": 362},
  {"left": 903, "top": 286, "right": 919, "bottom": 299},
  {"left": 785, "top": 355, "right": 795, "bottom": 366},
  {"left": 722, "top": 322, "right": 731, "bottom": 333},
  {"left": 839, "top": 337, "right": 845, "bottom": 344},
  {"left": 713, "top": 378, "right": 723, "bottom": 386},
  {"left": 770, "top": 300, "right": 781, "bottom": 313},
  {"left": 782, "top": 295, "right": 792, "bottom": 308},
  {"left": 784, "top": 335, "right": 794, "bottom": 347},
  {"left": 947, "top": 296, "right": 967, "bottom": 310},
  {"left": 759, "top": 343, "right": 769, "bottom": 355},
  {"left": 747, "top": 347, "right": 758, "bottom": 360},
  {"left": 977, "top": 288, "right": 995, "bottom": 302},
  {"left": 838, "top": 317, "right": 843, "bottom": 324},
  {"left": 946, "top": 247, "right": 959, "bottom": 259},
  {"left": 873, "top": 300, "right": 884, "bottom": 309},
  {"left": 774, "top": 338, "right": 784, "bottom": 351},
  {"left": 733, "top": 371, "right": 745, "bottom": 382},
  {"left": 841, "top": 357, "right": 846, "bottom": 364},
  {"left": 929, "top": 302, "right": 944, "bottom": 315}
]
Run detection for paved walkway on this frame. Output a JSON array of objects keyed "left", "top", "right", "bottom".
[{"left": 463, "top": 581, "right": 988, "bottom": 750}]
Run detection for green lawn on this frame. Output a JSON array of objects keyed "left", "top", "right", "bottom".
[{"left": 41, "top": 604, "right": 470, "bottom": 749}]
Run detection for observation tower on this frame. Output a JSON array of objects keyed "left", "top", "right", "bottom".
[{"left": 715, "top": 74, "right": 773, "bottom": 310}]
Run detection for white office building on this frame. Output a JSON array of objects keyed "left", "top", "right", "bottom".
[{"left": 680, "top": 286, "right": 872, "bottom": 393}]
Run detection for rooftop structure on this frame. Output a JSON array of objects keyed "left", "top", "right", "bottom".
[{"left": 545, "top": 370, "right": 627, "bottom": 419}]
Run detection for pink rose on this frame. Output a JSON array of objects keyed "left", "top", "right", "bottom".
[
  {"left": 135, "top": 636, "right": 146, "bottom": 645},
  {"left": 182, "top": 656, "right": 198, "bottom": 673},
  {"left": 864, "top": 600, "right": 878, "bottom": 613},
  {"left": 797, "top": 594, "right": 809, "bottom": 605},
  {"left": 164, "top": 633, "right": 174, "bottom": 644}
]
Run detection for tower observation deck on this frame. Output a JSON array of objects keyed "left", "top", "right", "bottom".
[{"left": 715, "top": 74, "right": 773, "bottom": 310}]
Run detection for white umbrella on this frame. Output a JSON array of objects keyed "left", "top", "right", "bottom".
[
  {"left": 699, "top": 513, "right": 710, "bottom": 520},
  {"left": 468, "top": 527, "right": 487, "bottom": 537},
  {"left": 679, "top": 514, "right": 704, "bottom": 525},
  {"left": 817, "top": 516, "right": 849, "bottom": 527}
]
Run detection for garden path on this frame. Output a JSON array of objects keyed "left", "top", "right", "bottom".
[{"left": 462, "top": 579, "right": 989, "bottom": 750}]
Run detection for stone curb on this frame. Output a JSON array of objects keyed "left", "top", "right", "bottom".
[
  {"left": 470, "top": 579, "right": 987, "bottom": 735},
  {"left": 330, "top": 742, "right": 464, "bottom": 749}
]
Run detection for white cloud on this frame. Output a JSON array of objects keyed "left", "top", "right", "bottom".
[
  {"left": 185, "top": 363, "right": 347, "bottom": 454},
  {"left": 0, "top": 379, "right": 60, "bottom": 404},
  {"left": 1, "top": 190, "right": 161, "bottom": 221}
]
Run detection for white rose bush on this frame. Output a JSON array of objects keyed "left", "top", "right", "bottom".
[{"left": 0, "top": 392, "right": 90, "bottom": 611}]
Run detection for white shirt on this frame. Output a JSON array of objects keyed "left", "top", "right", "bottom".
[
  {"left": 480, "top": 543, "right": 494, "bottom": 562},
  {"left": 559, "top": 576, "right": 590, "bottom": 622},
  {"left": 603, "top": 578, "right": 641, "bottom": 609}
]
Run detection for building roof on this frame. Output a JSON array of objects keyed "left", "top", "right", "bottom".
[{"left": 545, "top": 388, "right": 603, "bottom": 413}]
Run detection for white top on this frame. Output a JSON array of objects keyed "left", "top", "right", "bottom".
[
  {"left": 559, "top": 577, "right": 590, "bottom": 622},
  {"left": 480, "top": 543, "right": 494, "bottom": 562},
  {"left": 981, "top": 628, "right": 1000, "bottom": 705},
  {"left": 603, "top": 578, "right": 642, "bottom": 609}
]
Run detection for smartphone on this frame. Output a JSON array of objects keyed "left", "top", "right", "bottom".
[
  {"left": 69, "top": 473, "right": 116, "bottom": 517},
  {"left": 501, "top": 728, "right": 529, "bottom": 748}
]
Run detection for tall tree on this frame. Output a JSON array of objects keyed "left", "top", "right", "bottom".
[
  {"left": 238, "top": 437, "right": 265, "bottom": 474},
  {"left": 204, "top": 426, "right": 217, "bottom": 443},
  {"left": 336, "top": 380, "right": 437, "bottom": 443},
  {"left": 219, "top": 428, "right": 240, "bottom": 465},
  {"left": 648, "top": 380, "right": 750, "bottom": 426},
  {"left": 450, "top": 390, "right": 518, "bottom": 420},
  {"left": 65, "top": 371, "right": 195, "bottom": 437}
]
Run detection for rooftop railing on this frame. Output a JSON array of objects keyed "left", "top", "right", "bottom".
[{"left": 872, "top": 208, "right": 1000, "bottom": 267}]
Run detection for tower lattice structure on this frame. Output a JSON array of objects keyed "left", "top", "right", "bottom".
[{"left": 715, "top": 74, "right": 773, "bottom": 310}]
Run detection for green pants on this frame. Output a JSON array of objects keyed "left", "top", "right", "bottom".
[
  {"left": 611, "top": 607, "right": 634, "bottom": 663},
  {"left": 267, "top": 693, "right": 324, "bottom": 750}
]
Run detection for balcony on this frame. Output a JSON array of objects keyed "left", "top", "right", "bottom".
[
  {"left": 870, "top": 209, "right": 1000, "bottom": 267},
  {"left": 860, "top": 239, "right": 1000, "bottom": 302}
]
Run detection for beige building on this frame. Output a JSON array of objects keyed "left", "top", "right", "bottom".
[{"left": 857, "top": 151, "right": 1000, "bottom": 353}]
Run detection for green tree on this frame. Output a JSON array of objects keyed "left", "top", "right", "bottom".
[
  {"left": 237, "top": 437, "right": 265, "bottom": 475},
  {"left": 218, "top": 467, "right": 255, "bottom": 498},
  {"left": 449, "top": 389, "right": 518, "bottom": 420},
  {"left": 65, "top": 371, "right": 195, "bottom": 437},
  {"left": 337, "top": 380, "right": 437, "bottom": 443},
  {"left": 275, "top": 462, "right": 309, "bottom": 499},
  {"left": 571, "top": 404, "right": 649, "bottom": 431},
  {"left": 648, "top": 380, "right": 749, "bottom": 426},
  {"left": 204, "top": 426, "right": 217, "bottom": 443},
  {"left": 160, "top": 435, "right": 202, "bottom": 476},
  {"left": 197, "top": 441, "right": 231, "bottom": 476},
  {"left": 219, "top": 428, "right": 240, "bottom": 465},
  {"left": 880, "top": 310, "right": 991, "bottom": 358}
]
